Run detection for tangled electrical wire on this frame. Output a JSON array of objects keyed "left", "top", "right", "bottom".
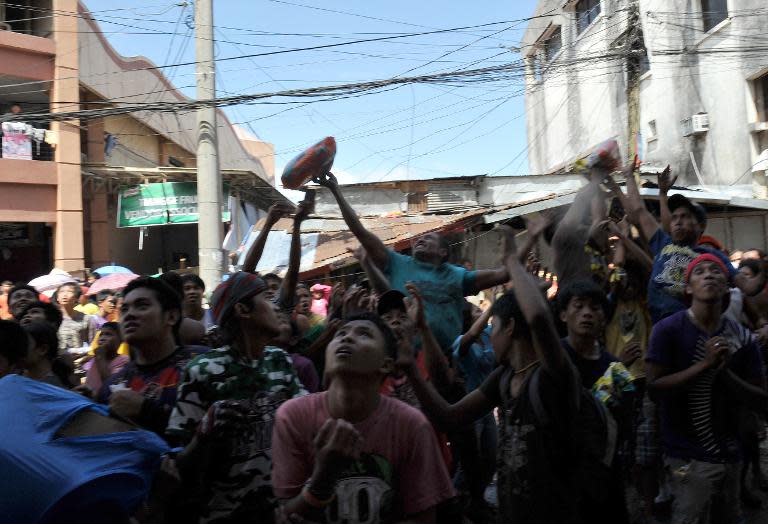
[{"left": 2, "top": 50, "right": 634, "bottom": 124}]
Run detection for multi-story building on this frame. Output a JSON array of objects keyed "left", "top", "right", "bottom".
[
  {"left": 522, "top": 0, "right": 768, "bottom": 192},
  {"left": 0, "top": 1, "right": 283, "bottom": 281}
]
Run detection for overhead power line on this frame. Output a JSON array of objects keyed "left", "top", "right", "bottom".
[{"left": 3, "top": 53, "right": 629, "bottom": 123}]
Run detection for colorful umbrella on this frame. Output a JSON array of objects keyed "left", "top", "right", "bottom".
[
  {"left": 87, "top": 272, "right": 139, "bottom": 295},
  {"left": 93, "top": 265, "right": 133, "bottom": 276},
  {"left": 28, "top": 271, "right": 76, "bottom": 293}
]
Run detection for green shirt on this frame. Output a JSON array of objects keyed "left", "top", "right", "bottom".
[{"left": 167, "top": 345, "right": 307, "bottom": 523}]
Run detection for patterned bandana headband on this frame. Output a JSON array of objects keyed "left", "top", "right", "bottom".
[{"left": 211, "top": 272, "right": 268, "bottom": 325}]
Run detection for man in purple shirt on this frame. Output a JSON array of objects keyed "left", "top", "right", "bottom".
[{"left": 647, "top": 254, "right": 767, "bottom": 523}]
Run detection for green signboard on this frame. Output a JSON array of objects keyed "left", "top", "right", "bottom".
[{"left": 117, "top": 182, "right": 230, "bottom": 228}]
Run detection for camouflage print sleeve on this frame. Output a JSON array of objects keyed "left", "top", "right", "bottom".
[{"left": 166, "top": 358, "right": 211, "bottom": 444}]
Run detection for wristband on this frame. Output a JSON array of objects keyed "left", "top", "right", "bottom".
[{"left": 302, "top": 486, "right": 336, "bottom": 509}]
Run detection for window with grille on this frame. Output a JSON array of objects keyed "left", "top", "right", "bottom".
[
  {"left": 544, "top": 27, "right": 562, "bottom": 62},
  {"left": 576, "top": 0, "right": 601, "bottom": 35},
  {"left": 701, "top": 0, "right": 728, "bottom": 32}
]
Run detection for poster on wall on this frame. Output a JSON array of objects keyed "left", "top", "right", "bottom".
[
  {"left": 117, "top": 182, "right": 230, "bottom": 228},
  {"left": 1, "top": 132, "right": 32, "bottom": 160}
]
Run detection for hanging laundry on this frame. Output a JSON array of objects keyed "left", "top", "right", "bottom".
[{"left": 44, "top": 130, "right": 58, "bottom": 147}]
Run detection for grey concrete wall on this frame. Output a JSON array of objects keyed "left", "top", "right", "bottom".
[
  {"left": 639, "top": 0, "right": 768, "bottom": 186},
  {"left": 524, "top": 0, "right": 768, "bottom": 189}
]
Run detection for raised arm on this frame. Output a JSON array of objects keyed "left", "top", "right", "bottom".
[
  {"left": 550, "top": 175, "right": 603, "bottom": 282},
  {"left": 657, "top": 166, "right": 676, "bottom": 234},
  {"left": 555, "top": 175, "right": 602, "bottom": 239},
  {"left": 607, "top": 217, "right": 653, "bottom": 273},
  {"left": 620, "top": 159, "right": 659, "bottom": 242},
  {"left": 470, "top": 223, "right": 518, "bottom": 293},
  {"left": 242, "top": 202, "right": 295, "bottom": 273},
  {"left": 314, "top": 172, "right": 389, "bottom": 269},
  {"left": 405, "top": 283, "right": 452, "bottom": 392},
  {"left": 401, "top": 366, "right": 495, "bottom": 433},
  {"left": 346, "top": 246, "right": 391, "bottom": 295},
  {"left": 457, "top": 306, "right": 493, "bottom": 357},
  {"left": 500, "top": 226, "right": 566, "bottom": 373},
  {"left": 277, "top": 200, "right": 311, "bottom": 310},
  {"left": 515, "top": 213, "right": 551, "bottom": 264}
]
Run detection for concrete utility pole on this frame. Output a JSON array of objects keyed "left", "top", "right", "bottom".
[{"left": 195, "top": 0, "right": 224, "bottom": 292}]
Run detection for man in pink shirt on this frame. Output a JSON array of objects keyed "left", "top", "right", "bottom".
[{"left": 272, "top": 312, "right": 454, "bottom": 523}]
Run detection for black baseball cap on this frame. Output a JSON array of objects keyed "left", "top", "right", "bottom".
[
  {"left": 668, "top": 194, "right": 707, "bottom": 225},
  {"left": 376, "top": 290, "right": 407, "bottom": 316}
]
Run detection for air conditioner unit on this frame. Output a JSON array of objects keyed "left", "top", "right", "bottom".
[
  {"left": 681, "top": 113, "right": 710, "bottom": 136},
  {"left": 692, "top": 113, "right": 710, "bottom": 133}
]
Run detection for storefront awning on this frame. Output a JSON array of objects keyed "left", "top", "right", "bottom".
[{"left": 82, "top": 164, "right": 291, "bottom": 209}]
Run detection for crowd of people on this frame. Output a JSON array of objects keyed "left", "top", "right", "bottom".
[{"left": 2, "top": 160, "right": 768, "bottom": 524}]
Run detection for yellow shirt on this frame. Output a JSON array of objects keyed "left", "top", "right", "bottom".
[
  {"left": 89, "top": 330, "right": 130, "bottom": 357},
  {"left": 605, "top": 299, "right": 650, "bottom": 379},
  {"left": 74, "top": 303, "right": 100, "bottom": 315}
]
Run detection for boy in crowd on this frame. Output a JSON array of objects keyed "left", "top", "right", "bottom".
[
  {"left": 181, "top": 274, "right": 215, "bottom": 330},
  {"left": 19, "top": 300, "right": 63, "bottom": 330},
  {"left": 84, "top": 322, "right": 129, "bottom": 394},
  {"left": 8, "top": 284, "right": 39, "bottom": 321},
  {"left": 378, "top": 285, "right": 453, "bottom": 400},
  {"left": 314, "top": 171, "right": 510, "bottom": 353},
  {"left": 647, "top": 254, "right": 768, "bottom": 523},
  {"left": 98, "top": 277, "right": 199, "bottom": 436},
  {"left": 167, "top": 272, "right": 307, "bottom": 524},
  {"left": 272, "top": 312, "right": 455, "bottom": 523},
  {"left": 559, "top": 280, "right": 640, "bottom": 387},
  {"left": 399, "top": 227, "right": 583, "bottom": 522},
  {"left": 93, "top": 289, "right": 117, "bottom": 327},
  {"left": 22, "top": 322, "right": 67, "bottom": 388},
  {"left": 54, "top": 282, "right": 98, "bottom": 351},
  {"left": 558, "top": 279, "right": 637, "bottom": 523}
]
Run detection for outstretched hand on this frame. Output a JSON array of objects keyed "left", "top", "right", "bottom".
[
  {"left": 267, "top": 202, "right": 295, "bottom": 225},
  {"left": 345, "top": 245, "right": 366, "bottom": 262},
  {"left": 294, "top": 199, "right": 312, "bottom": 222},
  {"left": 404, "top": 282, "right": 427, "bottom": 329},
  {"left": 621, "top": 155, "right": 639, "bottom": 180},
  {"left": 602, "top": 173, "right": 623, "bottom": 199},
  {"left": 657, "top": 165, "right": 677, "bottom": 194},
  {"left": 311, "top": 171, "right": 339, "bottom": 190},
  {"left": 328, "top": 283, "right": 345, "bottom": 314},
  {"left": 342, "top": 285, "right": 375, "bottom": 318},
  {"left": 496, "top": 224, "right": 518, "bottom": 263}
]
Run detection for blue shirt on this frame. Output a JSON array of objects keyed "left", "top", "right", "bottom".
[
  {"left": 384, "top": 250, "right": 477, "bottom": 352},
  {"left": 452, "top": 325, "right": 496, "bottom": 392},
  {"left": 0, "top": 375, "right": 169, "bottom": 523},
  {"left": 647, "top": 229, "right": 736, "bottom": 324}
]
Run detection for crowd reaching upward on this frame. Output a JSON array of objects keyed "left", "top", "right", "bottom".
[{"left": 3, "top": 159, "right": 768, "bottom": 524}]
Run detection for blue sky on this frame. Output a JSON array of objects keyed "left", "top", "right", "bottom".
[{"left": 85, "top": 1, "right": 537, "bottom": 190}]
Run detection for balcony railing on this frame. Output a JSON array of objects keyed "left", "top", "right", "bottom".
[{"left": 1, "top": 122, "right": 55, "bottom": 161}]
